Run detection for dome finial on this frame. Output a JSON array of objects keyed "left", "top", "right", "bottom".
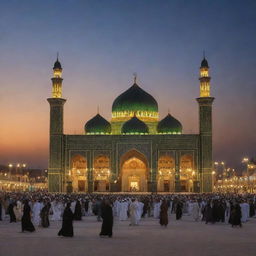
[
  {"left": 53, "top": 53, "right": 62, "bottom": 70},
  {"left": 168, "top": 108, "right": 170, "bottom": 114},
  {"left": 97, "top": 105, "right": 99, "bottom": 114},
  {"left": 133, "top": 72, "right": 137, "bottom": 84},
  {"left": 203, "top": 50, "right": 205, "bottom": 59}
]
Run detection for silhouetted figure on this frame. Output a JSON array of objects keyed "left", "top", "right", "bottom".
[
  {"left": 58, "top": 202, "right": 74, "bottom": 237},
  {"left": 159, "top": 200, "right": 168, "bottom": 227},
  {"left": 176, "top": 201, "right": 183, "bottom": 220},
  {"left": 21, "top": 201, "right": 35, "bottom": 232},
  {"left": 100, "top": 200, "right": 113, "bottom": 238},
  {"left": 230, "top": 203, "right": 242, "bottom": 228},
  {"left": 8, "top": 202, "right": 16, "bottom": 223},
  {"left": 74, "top": 200, "right": 82, "bottom": 220},
  {"left": 40, "top": 202, "right": 50, "bottom": 228},
  {"left": 249, "top": 200, "right": 255, "bottom": 217},
  {"left": 205, "top": 202, "right": 213, "bottom": 224}
]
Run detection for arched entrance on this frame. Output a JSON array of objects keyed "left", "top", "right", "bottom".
[
  {"left": 120, "top": 150, "right": 148, "bottom": 192},
  {"left": 93, "top": 155, "right": 110, "bottom": 192},
  {"left": 180, "top": 154, "right": 194, "bottom": 192},
  {"left": 70, "top": 155, "right": 88, "bottom": 192},
  {"left": 157, "top": 155, "right": 175, "bottom": 192}
]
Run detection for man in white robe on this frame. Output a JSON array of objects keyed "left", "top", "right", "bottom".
[
  {"left": 119, "top": 200, "right": 128, "bottom": 221},
  {"left": 71, "top": 200, "right": 76, "bottom": 213},
  {"left": 51, "top": 200, "right": 62, "bottom": 221},
  {"left": 240, "top": 202, "right": 247, "bottom": 223},
  {"left": 32, "top": 200, "right": 42, "bottom": 226},
  {"left": 153, "top": 200, "right": 161, "bottom": 219},
  {"left": 191, "top": 201, "right": 200, "bottom": 221},
  {"left": 129, "top": 199, "right": 140, "bottom": 225},
  {"left": 240, "top": 201, "right": 249, "bottom": 222}
]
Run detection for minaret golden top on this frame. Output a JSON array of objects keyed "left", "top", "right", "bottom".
[
  {"left": 51, "top": 55, "right": 63, "bottom": 98},
  {"left": 199, "top": 56, "right": 211, "bottom": 97}
]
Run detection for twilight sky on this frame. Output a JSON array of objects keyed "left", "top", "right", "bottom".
[{"left": 0, "top": 0, "right": 255, "bottom": 170}]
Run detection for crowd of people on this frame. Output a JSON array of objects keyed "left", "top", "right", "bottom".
[{"left": 0, "top": 192, "right": 255, "bottom": 237}]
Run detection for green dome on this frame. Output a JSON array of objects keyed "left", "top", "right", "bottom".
[
  {"left": 84, "top": 114, "right": 111, "bottom": 134},
  {"left": 112, "top": 83, "right": 158, "bottom": 113},
  {"left": 157, "top": 114, "right": 182, "bottom": 134},
  {"left": 121, "top": 116, "right": 149, "bottom": 134}
]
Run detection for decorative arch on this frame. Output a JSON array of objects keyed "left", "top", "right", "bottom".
[
  {"left": 157, "top": 155, "right": 175, "bottom": 192},
  {"left": 120, "top": 149, "right": 149, "bottom": 192},
  {"left": 180, "top": 154, "right": 194, "bottom": 192},
  {"left": 70, "top": 154, "right": 88, "bottom": 192},
  {"left": 93, "top": 155, "right": 110, "bottom": 192}
]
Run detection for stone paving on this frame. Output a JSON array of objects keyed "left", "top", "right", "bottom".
[{"left": 0, "top": 215, "right": 255, "bottom": 256}]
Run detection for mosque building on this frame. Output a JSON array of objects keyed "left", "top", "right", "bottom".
[{"left": 47, "top": 57, "right": 214, "bottom": 193}]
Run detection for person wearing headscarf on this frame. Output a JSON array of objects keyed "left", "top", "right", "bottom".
[
  {"left": 58, "top": 202, "right": 74, "bottom": 237},
  {"left": 8, "top": 201, "right": 16, "bottom": 223},
  {"left": 176, "top": 201, "right": 183, "bottom": 220},
  {"left": 99, "top": 200, "right": 113, "bottom": 238},
  {"left": 74, "top": 200, "right": 82, "bottom": 220},
  {"left": 21, "top": 200, "right": 35, "bottom": 232},
  {"left": 40, "top": 202, "right": 50, "bottom": 228},
  {"left": 230, "top": 203, "right": 242, "bottom": 228},
  {"left": 205, "top": 202, "right": 213, "bottom": 224},
  {"left": 159, "top": 200, "right": 168, "bottom": 227}
]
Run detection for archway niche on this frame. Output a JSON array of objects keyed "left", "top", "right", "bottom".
[
  {"left": 180, "top": 154, "right": 194, "bottom": 192},
  {"left": 120, "top": 149, "right": 148, "bottom": 192},
  {"left": 93, "top": 155, "right": 110, "bottom": 192},
  {"left": 157, "top": 155, "right": 175, "bottom": 192},
  {"left": 70, "top": 154, "right": 88, "bottom": 192}
]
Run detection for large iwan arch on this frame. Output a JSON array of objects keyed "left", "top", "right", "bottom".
[{"left": 120, "top": 149, "right": 149, "bottom": 192}]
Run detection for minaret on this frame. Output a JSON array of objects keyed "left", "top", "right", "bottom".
[
  {"left": 199, "top": 56, "right": 211, "bottom": 97},
  {"left": 51, "top": 54, "right": 63, "bottom": 98},
  {"left": 196, "top": 56, "right": 214, "bottom": 192},
  {"left": 47, "top": 56, "right": 66, "bottom": 192}
]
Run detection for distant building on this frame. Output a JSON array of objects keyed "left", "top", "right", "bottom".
[
  {"left": 0, "top": 165, "right": 47, "bottom": 191},
  {"left": 48, "top": 57, "right": 214, "bottom": 193}
]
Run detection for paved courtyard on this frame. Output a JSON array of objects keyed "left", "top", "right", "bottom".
[{"left": 0, "top": 215, "right": 255, "bottom": 256}]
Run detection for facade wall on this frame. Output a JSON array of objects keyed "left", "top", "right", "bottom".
[{"left": 51, "top": 134, "right": 201, "bottom": 193}]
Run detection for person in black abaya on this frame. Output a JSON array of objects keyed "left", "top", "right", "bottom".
[
  {"left": 99, "top": 200, "right": 113, "bottom": 238},
  {"left": 205, "top": 202, "right": 213, "bottom": 224},
  {"left": 249, "top": 200, "right": 255, "bottom": 218},
  {"left": 58, "top": 202, "right": 74, "bottom": 237},
  {"left": 84, "top": 199, "right": 89, "bottom": 215},
  {"left": 74, "top": 200, "right": 82, "bottom": 221},
  {"left": 159, "top": 200, "right": 168, "bottom": 227},
  {"left": 212, "top": 200, "right": 219, "bottom": 223},
  {"left": 230, "top": 203, "right": 242, "bottom": 228},
  {"left": 40, "top": 202, "right": 50, "bottom": 228},
  {"left": 142, "top": 199, "right": 149, "bottom": 218},
  {"left": 176, "top": 201, "right": 183, "bottom": 220},
  {"left": 8, "top": 201, "right": 16, "bottom": 223},
  {"left": 21, "top": 200, "right": 35, "bottom": 232}
]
